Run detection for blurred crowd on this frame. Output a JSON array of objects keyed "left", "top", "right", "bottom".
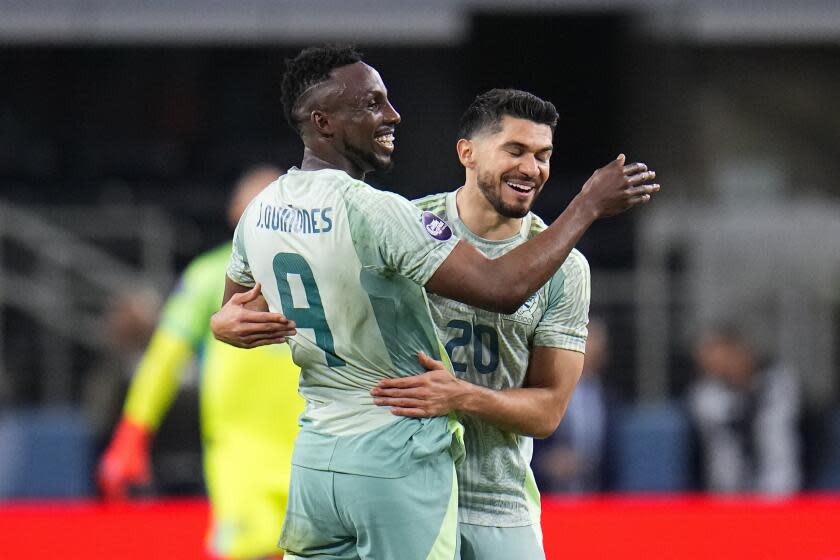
[{"left": 533, "top": 317, "right": 822, "bottom": 495}]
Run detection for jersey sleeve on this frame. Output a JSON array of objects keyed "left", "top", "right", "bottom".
[
  {"left": 533, "top": 250, "right": 591, "bottom": 352},
  {"left": 123, "top": 330, "right": 192, "bottom": 430},
  {"left": 226, "top": 214, "right": 256, "bottom": 288},
  {"left": 346, "top": 185, "right": 458, "bottom": 286},
  {"left": 159, "top": 253, "right": 225, "bottom": 347},
  {"left": 124, "top": 247, "right": 229, "bottom": 430}
]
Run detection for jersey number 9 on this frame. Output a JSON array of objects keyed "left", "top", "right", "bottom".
[{"left": 273, "top": 252, "right": 346, "bottom": 367}]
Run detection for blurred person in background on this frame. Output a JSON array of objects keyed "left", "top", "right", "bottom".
[
  {"left": 687, "top": 322, "right": 801, "bottom": 495},
  {"left": 82, "top": 287, "right": 162, "bottom": 454},
  {"left": 531, "top": 317, "right": 610, "bottom": 494},
  {"left": 97, "top": 165, "right": 305, "bottom": 560}
]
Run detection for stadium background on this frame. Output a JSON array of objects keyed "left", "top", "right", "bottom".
[{"left": 1, "top": 1, "right": 839, "bottom": 557}]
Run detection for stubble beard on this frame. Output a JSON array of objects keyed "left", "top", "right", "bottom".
[
  {"left": 476, "top": 170, "right": 535, "bottom": 219},
  {"left": 345, "top": 140, "right": 393, "bottom": 175}
]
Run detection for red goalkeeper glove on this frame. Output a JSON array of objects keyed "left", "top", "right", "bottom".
[{"left": 97, "top": 417, "right": 153, "bottom": 500}]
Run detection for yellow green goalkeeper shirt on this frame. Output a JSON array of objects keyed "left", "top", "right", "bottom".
[{"left": 123, "top": 243, "right": 304, "bottom": 448}]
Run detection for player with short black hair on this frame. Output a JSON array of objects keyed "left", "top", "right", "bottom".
[
  {"left": 280, "top": 45, "right": 363, "bottom": 134},
  {"left": 374, "top": 88, "right": 591, "bottom": 559},
  {"left": 457, "top": 88, "right": 558, "bottom": 139}
]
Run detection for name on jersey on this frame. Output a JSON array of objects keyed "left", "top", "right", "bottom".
[{"left": 255, "top": 203, "right": 333, "bottom": 234}]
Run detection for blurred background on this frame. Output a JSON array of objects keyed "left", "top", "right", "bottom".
[{"left": 1, "top": 0, "right": 840, "bottom": 555}]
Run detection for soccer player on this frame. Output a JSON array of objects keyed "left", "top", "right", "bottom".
[
  {"left": 371, "top": 89, "right": 593, "bottom": 559},
  {"left": 217, "top": 46, "right": 657, "bottom": 559},
  {"left": 97, "top": 166, "right": 305, "bottom": 560}
]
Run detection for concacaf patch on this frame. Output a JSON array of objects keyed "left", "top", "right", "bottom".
[{"left": 421, "top": 211, "right": 453, "bottom": 241}]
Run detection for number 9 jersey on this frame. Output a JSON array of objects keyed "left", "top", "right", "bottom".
[{"left": 227, "top": 168, "right": 463, "bottom": 478}]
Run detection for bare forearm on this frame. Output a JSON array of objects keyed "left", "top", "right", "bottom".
[
  {"left": 213, "top": 279, "right": 297, "bottom": 348},
  {"left": 222, "top": 276, "right": 251, "bottom": 306},
  {"left": 489, "top": 196, "right": 595, "bottom": 310},
  {"left": 458, "top": 384, "right": 565, "bottom": 439},
  {"left": 428, "top": 197, "right": 594, "bottom": 314},
  {"left": 459, "top": 347, "right": 584, "bottom": 438},
  {"left": 426, "top": 156, "right": 658, "bottom": 313}
]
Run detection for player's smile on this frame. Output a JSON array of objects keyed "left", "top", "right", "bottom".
[
  {"left": 503, "top": 175, "right": 538, "bottom": 198},
  {"left": 325, "top": 62, "right": 401, "bottom": 176},
  {"left": 469, "top": 115, "right": 553, "bottom": 219},
  {"left": 374, "top": 128, "right": 396, "bottom": 153}
]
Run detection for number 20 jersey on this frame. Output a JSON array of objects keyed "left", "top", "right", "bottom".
[
  {"left": 416, "top": 189, "right": 591, "bottom": 527},
  {"left": 227, "top": 168, "right": 461, "bottom": 475}
]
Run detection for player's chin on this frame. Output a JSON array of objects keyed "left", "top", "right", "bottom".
[
  {"left": 373, "top": 154, "right": 394, "bottom": 173},
  {"left": 501, "top": 201, "right": 531, "bottom": 219}
]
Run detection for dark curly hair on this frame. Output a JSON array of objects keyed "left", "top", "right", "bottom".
[
  {"left": 281, "top": 45, "right": 363, "bottom": 135},
  {"left": 457, "top": 89, "right": 558, "bottom": 140}
]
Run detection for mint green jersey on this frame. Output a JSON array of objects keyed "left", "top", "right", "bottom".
[
  {"left": 414, "top": 190, "right": 591, "bottom": 527},
  {"left": 228, "top": 168, "right": 461, "bottom": 477}
]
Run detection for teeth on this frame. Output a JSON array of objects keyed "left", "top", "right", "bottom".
[
  {"left": 506, "top": 181, "right": 533, "bottom": 193},
  {"left": 375, "top": 133, "right": 395, "bottom": 148}
]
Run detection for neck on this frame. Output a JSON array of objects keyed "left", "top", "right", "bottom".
[
  {"left": 455, "top": 181, "right": 523, "bottom": 240},
  {"left": 300, "top": 145, "right": 366, "bottom": 180}
]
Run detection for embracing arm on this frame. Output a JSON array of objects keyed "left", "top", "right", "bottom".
[
  {"left": 425, "top": 155, "right": 657, "bottom": 314},
  {"left": 211, "top": 279, "right": 297, "bottom": 348},
  {"left": 372, "top": 346, "right": 584, "bottom": 439}
]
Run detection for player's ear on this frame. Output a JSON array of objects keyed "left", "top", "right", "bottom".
[
  {"left": 311, "top": 110, "right": 333, "bottom": 137},
  {"left": 456, "top": 138, "right": 476, "bottom": 169}
]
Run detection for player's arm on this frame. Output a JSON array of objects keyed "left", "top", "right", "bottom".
[
  {"left": 426, "top": 155, "right": 656, "bottom": 314},
  {"left": 372, "top": 347, "right": 582, "bottom": 438},
  {"left": 212, "top": 279, "right": 297, "bottom": 348},
  {"left": 98, "top": 321, "right": 195, "bottom": 500},
  {"left": 213, "top": 211, "right": 297, "bottom": 348},
  {"left": 98, "top": 253, "right": 223, "bottom": 500}
]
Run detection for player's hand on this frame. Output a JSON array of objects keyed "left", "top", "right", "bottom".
[
  {"left": 576, "top": 154, "right": 660, "bottom": 218},
  {"left": 370, "top": 352, "right": 470, "bottom": 417},
  {"left": 97, "top": 418, "right": 153, "bottom": 501},
  {"left": 211, "top": 283, "right": 297, "bottom": 348}
]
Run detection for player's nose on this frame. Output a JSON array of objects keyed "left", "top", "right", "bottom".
[
  {"left": 519, "top": 154, "right": 539, "bottom": 177},
  {"left": 384, "top": 100, "right": 401, "bottom": 124}
]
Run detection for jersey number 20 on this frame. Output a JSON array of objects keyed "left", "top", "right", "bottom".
[{"left": 445, "top": 320, "right": 499, "bottom": 374}]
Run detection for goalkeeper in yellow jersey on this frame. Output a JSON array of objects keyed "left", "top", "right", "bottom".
[{"left": 98, "top": 166, "right": 305, "bottom": 560}]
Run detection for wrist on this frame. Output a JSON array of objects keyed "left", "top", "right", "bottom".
[
  {"left": 113, "top": 417, "right": 153, "bottom": 452},
  {"left": 567, "top": 194, "right": 600, "bottom": 223},
  {"left": 454, "top": 380, "right": 488, "bottom": 416}
]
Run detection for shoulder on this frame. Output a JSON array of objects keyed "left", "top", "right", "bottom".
[
  {"left": 552, "top": 249, "right": 589, "bottom": 284},
  {"left": 295, "top": 168, "right": 359, "bottom": 188},
  {"left": 526, "top": 212, "right": 586, "bottom": 273},
  {"left": 563, "top": 248, "right": 590, "bottom": 276},
  {"left": 277, "top": 169, "right": 368, "bottom": 202},
  {"left": 412, "top": 192, "right": 449, "bottom": 215},
  {"left": 542, "top": 249, "right": 589, "bottom": 306},
  {"left": 345, "top": 182, "right": 422, "bottom": 222},
  {"left": 341, "top": 175, "right": 400, "bottom": 203},
  {"left": 526, "top": 212, "right": 549, "bottom": 238}
]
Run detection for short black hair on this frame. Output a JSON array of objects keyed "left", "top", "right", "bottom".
[
  {"left": 457, "top": 88, "right": 558, "bottom": 140},
  {"left": 281, "top": 45, "right": 363, "bottom": 134}
]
